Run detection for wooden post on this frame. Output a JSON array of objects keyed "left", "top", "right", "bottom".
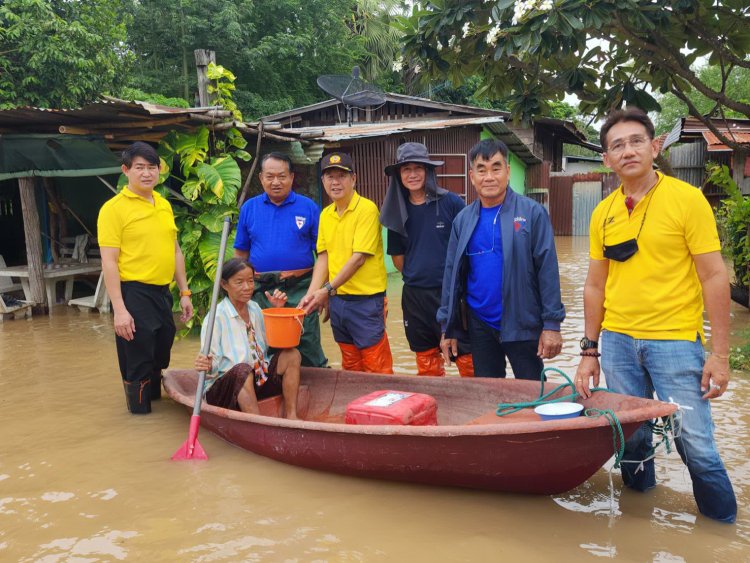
[
  {"left": 194, "top": 49, "right": 216, "bottom": 107},
  {"left": 18, "top": 177, "right": 47, "bottom": 309}
]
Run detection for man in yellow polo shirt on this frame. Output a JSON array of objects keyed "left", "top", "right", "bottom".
[
  {"left": 574, "top": 108, "right": 735, "bottom": 523},
  {"left": 300, "top": 152, "right": 393, "bottom": 373},
  {"left": 98, "top": 142, "right": 193, "bottom": 414}
]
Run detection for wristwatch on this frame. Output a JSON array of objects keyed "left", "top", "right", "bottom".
[
  {"left": 580, "top": 336, "right": 598, "bottom": 351},
  {"left": 322, "top": 282, "right": 336, "bottom": 296}
]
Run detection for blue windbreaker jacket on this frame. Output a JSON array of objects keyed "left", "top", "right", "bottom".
[{"left": 437, "top": 188, "right": 565, "bottom": 342}]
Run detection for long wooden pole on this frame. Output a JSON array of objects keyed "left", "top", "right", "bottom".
[
  {"left": 194, "top": 49, "right": 216, "bottom": 108},
  {"left": 18, "top": 177, "right": 47, "bottom": 308}
]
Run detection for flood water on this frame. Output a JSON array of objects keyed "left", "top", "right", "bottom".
[{"left": 1, "top": 236, "right": 748, "bottom": 561}]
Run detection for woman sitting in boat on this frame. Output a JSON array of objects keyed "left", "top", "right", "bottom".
[{"left": 195, "top": 258, "right": 302, "bottom": 419}]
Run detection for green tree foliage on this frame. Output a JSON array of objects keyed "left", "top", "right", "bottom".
[
  {"left": 0, "top": 0, "right": 131, "bottom": 108},
  {"left": 400, "top": 0, "right": 750, "bottom": 149},
  {"left": 709, "top": 163, "right": 750, "bottom": 289},
  {"left": 125, "top": 0, "right": 370, "bottom": 119},
  {"left": 654, "top": 65, "right": 750, "bottom": 134}
]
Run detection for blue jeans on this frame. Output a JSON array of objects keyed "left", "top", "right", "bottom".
[
  {"left": 601, "top": 330, "right": 736, "bottom": 523},
  {"left": 468, "top": 310, "right": 543, "bottom": 380}
]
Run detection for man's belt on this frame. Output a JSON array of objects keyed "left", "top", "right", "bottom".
[{"left": 254, "top": 268, "right": 313, "bottom": 289}]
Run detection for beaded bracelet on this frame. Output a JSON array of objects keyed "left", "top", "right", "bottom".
[{"left": 579, "top": 351, "right": 601, "bottom": 357}]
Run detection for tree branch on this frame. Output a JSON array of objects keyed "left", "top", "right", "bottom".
[
  {"left": 671, "top": 87, "right": 748, "bottom": 152},
  {"left": 610, "top": 16, "right": 750, "bottom": 117}
]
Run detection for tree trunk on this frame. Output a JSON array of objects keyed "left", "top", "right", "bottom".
[
  {"left": 18, "top": 177, "right": 47, "bottom": 309},
  {"left": 194, "top": 49, "right": 216, "bottom": 107}
]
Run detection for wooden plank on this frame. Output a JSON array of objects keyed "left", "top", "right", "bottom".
[{"left": 18, "top": 177, "right": 46, "bottom": 308}]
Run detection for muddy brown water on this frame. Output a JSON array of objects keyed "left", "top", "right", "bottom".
[{"left": 1, "top": 237, "right": 748, "bottom": 561}]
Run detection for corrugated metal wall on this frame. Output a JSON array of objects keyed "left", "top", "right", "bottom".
[
  {"left": 549, "top": 175, "right": 573, "bottom": 235},
  {"left": 572, "top": 181, "right": 602, "bottom": 236},
  {"left": 670, "top": 143, "right": 706, "bottom": 188},
  {"left": 601, "top": 172, "right": 620, "bottom": 198},
  {"left": 343, "top": 127, "right": 483, "bottom": 207}
]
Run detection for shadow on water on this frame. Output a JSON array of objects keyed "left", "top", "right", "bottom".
[{"left": 0, "top": 236, "right": 748, "bottom": 560}]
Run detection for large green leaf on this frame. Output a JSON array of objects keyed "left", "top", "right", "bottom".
[
  {"left": 198, "top": 229, "right": 237, "bottom": 281},
  {"left": 175, "top": 128, "right": 209, "bottom": 174}
]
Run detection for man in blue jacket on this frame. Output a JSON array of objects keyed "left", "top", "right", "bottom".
[{"left": 438, "top": 139, "right": 565, "bottom": 379}]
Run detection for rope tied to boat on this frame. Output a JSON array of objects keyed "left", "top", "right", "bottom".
[{"left": 494, "top": 367, "right": 677, "bottom": 470}]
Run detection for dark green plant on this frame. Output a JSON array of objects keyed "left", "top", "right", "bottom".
[
  {"left": 708, "top": 163, "right": 750, "bottom": 288},
  {"left": 399, "top": 0, "right": 750, "bottom": 150},
  {"left": 0, "top": 0, "right": 131, "bottom": 108}
]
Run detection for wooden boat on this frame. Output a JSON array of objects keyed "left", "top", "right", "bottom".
[{"left": 163, "top": 368, "right": 677, "bottom": 495}]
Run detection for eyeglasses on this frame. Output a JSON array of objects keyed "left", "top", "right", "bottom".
[{"left": 607, "top": 135, "right": 650, "bottom": 155}]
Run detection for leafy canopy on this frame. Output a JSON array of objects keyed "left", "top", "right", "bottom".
[
  {"left": 0, "top": 0, "right": 130, "bottom": 108},
  {"left": 400, "top": 0, "right": 750, "bottom": 148}
]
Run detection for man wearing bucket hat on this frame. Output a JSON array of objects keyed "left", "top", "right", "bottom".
[
  {"left": 234, "top": 152, "right": 327, "bottom": 369},
  {"left": 300, "top": 152, "right": 393, "bottom": 374},
  {"left": 380, "top": 142, "right": 473, "bottom": 376}
]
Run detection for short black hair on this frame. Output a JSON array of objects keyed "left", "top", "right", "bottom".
[
  {"left": 260, "top": 152, "right": 294, "bottom": 174},
  {"left": 469, "top": 139, "right": 509, "bottom": 166},
  {"left": 122, "top": 142, "right": 160, "bottom": 167},
  {"left": 221, "top": 258, "right": 254, "bottom": 282},
  {"left": 600, "top": 107, "right": 655, "bottom": 150}
]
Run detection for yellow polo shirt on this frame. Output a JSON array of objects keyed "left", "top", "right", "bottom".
[
  {"left": 97, "top": 187, "right": 177, "bottom": 285},
  {"left": 317, "top": 192, "right": 387, "bottom": 295},
  {"left": 589, "top": 173, "right": 720, "bottom": 341}
]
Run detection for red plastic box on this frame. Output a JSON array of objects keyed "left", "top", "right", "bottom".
[{"left": 345, "top": 390, "right": 438, "bottom": 426}]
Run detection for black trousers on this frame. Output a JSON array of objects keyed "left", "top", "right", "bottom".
[
  {"left": 467, "top": 309, "right": 543, "bottom": 380},
  {"left": 402, "top": 285, "right": 470, "bottom": 355},
  {"left": 116, "top": 282, "right": 176, "bottom": 384}
]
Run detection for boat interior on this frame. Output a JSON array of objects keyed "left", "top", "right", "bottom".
[{"left": 165, "top": 367, "right": 661, "bottom": 427}]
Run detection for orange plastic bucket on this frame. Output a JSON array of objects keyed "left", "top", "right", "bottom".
[{"left": 261, "top": 307, "right": 305, "bottom": 348}]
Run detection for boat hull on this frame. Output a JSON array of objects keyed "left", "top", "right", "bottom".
[{"left": 164, "top": 368, "right": 677, "bottom": 495}]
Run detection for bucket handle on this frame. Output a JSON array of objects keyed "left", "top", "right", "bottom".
[{"left": 295, "top": 314, "right": 305, "bottom": 335}]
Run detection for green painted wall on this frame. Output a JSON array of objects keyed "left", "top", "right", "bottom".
[
  {"left": 383, "top": 226, "right": 397, "bottom": 274},
  {"left": 507, "top": 151, "right": 527, "bottom": 195},
  {"left": 481, "top": 127, "right": 527, "bottom": 194}
]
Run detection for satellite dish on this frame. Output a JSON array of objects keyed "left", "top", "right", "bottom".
[{"left": 317, "top": 67, "right": 387, "bottom": 126}]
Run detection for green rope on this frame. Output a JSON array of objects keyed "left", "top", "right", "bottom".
[
  {"left": 494, "top": 367, "right": 679, "bottom": 471},
  {"left": 585, "top": 408, "right": 626, "bottom": 468},
  {"left": 495, "top": 367, "right": 607, "bottom": 416},
  {"left": 495, "top": 367, "right": 622, "bottom": 466}
]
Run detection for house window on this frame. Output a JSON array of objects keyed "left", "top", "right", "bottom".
[{"left": 431, "top": 153, "right": 468, "bottom": 201}]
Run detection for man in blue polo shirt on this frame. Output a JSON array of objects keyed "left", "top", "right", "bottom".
[{"left": 234, "top": 152, "right": 327, "bottom": 367}]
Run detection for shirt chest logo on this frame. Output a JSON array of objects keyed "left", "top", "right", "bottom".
[
  {"left": 295, "top": 216, "right": 306, "bottom": 229},
  {"left": 513, "top": 216, "right": 527, "bottom": 232},
  {"left": 436, "top": 220, "right": 445, "bottom": 230}
]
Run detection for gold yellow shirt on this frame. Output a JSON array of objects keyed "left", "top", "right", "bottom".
[
  {"left": 97, "top": 187, "right": 177, "bottom": 285},
  {"left": 317, "top": 192, "right": 387, "bottom": 295},
  {"left": 589, "top": 173, "right": 720, "bottom": 341}
]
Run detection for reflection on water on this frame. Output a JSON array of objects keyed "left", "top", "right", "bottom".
[{"left": 1, "top": 237, "right": 748, "bottom": 560}]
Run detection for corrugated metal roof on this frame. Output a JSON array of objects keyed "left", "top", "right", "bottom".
[
  {"left": 262, "top": 92, "right": 508, "bottom": 122},
  {"left": 0, "top": 97, "right": 308, "bottom": 145},
  {"left": 702, "top": 131, "right": 750, "bottom": 152},
  {"left": 0, "top": 97, "right": 219, "bottom": 131},
  {"left": 662, "top": 116, "right": 750, "bottom": 150},
  {"left": 278, "top": 116, "right": 541, "bottom": 164}
]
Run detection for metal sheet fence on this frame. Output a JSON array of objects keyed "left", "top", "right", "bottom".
[{"left": 572, "top": 181, "right": 602, "bottom": 236}]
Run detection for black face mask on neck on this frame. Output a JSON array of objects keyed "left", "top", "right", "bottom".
[
  {"left": 603, "top": 238, "right": 639, "bottom": 262},
  {"left": 602, "top": 178, "right": 662, "bottom": 263}
]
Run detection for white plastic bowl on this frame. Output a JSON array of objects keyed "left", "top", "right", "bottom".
[{"left": 534, "top": 402, "right": 584, "bottom": 421}]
